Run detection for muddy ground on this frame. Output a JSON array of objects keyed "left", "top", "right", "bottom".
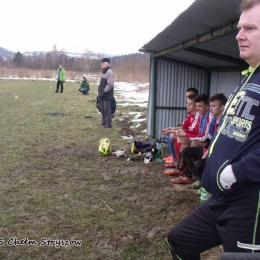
[
  {"left": 113, "top": 115, "right": 222, "bottom": 259},
  {"left": 0, "top": 80, "right": 224, "bottom": 259}
]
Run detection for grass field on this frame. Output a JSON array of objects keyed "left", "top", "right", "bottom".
[{"left": 0, "top": 79, "right": 220, "bottom": 259}]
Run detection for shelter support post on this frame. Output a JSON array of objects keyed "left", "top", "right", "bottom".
[{"left": 148, "top": 57, "right": 157, "bottom": 138}]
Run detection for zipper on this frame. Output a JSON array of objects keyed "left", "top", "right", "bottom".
[{"left": 209, "top": 67, "right": 258, "bottom": 157}]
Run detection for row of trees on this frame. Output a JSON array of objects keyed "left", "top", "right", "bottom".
[
  {"left": 0, "top": 50, "right": 101, "bottom": 73},
  {"left": 0, "top": 46, "right": 150, "bottom": 82}
]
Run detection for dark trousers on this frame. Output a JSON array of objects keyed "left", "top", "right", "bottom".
[
  {"left": 78, "top": 88, "right": 88, "bottom": 95},
  {"left": 97, "top": 96, "right": 116, "bottom": 114},
  {"left": 167, "top": 190, "right": 260, "bottom": 259},
  {"left": 177, "top": 147, "right": 204, "bottom": 179},
  {"left": 56, "top": 80, "right": 64, "bottom": 93},
  {"left": 100, "top": 99, "right": 112, "bottom": 126}
]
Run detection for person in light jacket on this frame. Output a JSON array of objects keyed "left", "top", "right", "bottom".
[{"left": 55, "top": 64, "right": 66, "bottom": 93}]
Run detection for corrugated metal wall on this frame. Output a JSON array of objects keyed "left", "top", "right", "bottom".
[
  {"left": 147, "top": 58, "right": 209, "bottom": 141},
  {"left": 210, "top": 71, "right": 243, "bottom": 97}
]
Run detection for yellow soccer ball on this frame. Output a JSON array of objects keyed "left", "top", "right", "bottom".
[
  {"left": 99, "top": 138, "right": 109, "bottom": 145},
  {"left": 99, "top": 138, "right": 112, "bottom": 156}
]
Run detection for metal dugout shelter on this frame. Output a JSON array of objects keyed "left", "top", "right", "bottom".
[{"left": 139, "top": 0, "right": 247, "bottom": 141}]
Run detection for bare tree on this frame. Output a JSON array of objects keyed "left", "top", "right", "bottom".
[
  {"left": 81, "top": 49, "right": 96, "bottom": 73},
  {"left": 59, "top": 48, "right": 66, "bottom": 67},
  {"left": 0, "top": 50, "right": 150, "bottom": 83},
  {"left": 49, "top": 45, "right": 58, "bottom": 69}
]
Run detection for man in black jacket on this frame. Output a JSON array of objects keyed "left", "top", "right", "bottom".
[
  {"left": 167, "top": 0, "right": 260, "bottom": 258},
  {"left": 98, "top": 58, "right": 114, "bottom": 128}
]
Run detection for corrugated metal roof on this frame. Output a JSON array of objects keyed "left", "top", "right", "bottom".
[{"left": 139, "top": 0, "right": 247, "bottom": 68}]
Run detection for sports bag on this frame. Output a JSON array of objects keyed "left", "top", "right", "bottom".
[{"left": 130, "top": 135, "right": 156, "bottom": 155}]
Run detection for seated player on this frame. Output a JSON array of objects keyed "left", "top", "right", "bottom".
[{"left": 170, "top": 93, "right": 227, "bottom": 185}]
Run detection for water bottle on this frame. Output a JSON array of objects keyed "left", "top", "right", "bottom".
[
  {"left": 155, "top": 142, "right": 162, "bottom": 150},
  {"left": 200, "top": 187, "right": 210, "bottom": 204}
]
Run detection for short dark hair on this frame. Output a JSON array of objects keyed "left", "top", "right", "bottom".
[
  {"left": 209, "top": 93, "right": 227, "bottom": 106},
  {"left": 194, "top": 94, "right": 209, "bottom": 104},
  {"left": 240, "top": 0, "right": 260, "bottom": 12},
  {"left": 186, "top": 88, "right": 198, "bottom": 96},
  {"left": 187, "top": 94, "right": 197, "bottom": 101}
]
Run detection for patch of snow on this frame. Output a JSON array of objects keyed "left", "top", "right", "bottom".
[
  {"left": 117, "top": 102, "right": 148, "bottom": 107},
  {"left": 121, "top": 135, "right": 133, "bottom": 140},
  {"left": 133, "top": 113, "right": 143, "bottom": 119},
  {"left": 128, "top": 112, "right": 143, "bottom": 115},
  {"left": 131, "top": 118, "right": 146, "bottom": 122},
  {"left": 114, "top": 82, "right": 148, "bottom": 106}
]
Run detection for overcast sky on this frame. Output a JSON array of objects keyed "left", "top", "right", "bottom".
[{"left": 1, "top": 0, "right": 194, "bottom": 55}]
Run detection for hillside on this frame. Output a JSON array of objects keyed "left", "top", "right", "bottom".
[{"left": 0, "top": 47, "right": 15, "bottom": 59}]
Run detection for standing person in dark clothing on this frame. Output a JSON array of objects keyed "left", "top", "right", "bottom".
[
  {"left": 167, "top": 1, "right": 260, "bottom": 258},
  {"left": 55, "top": 65, "right": 66, "bottom": 93},
  {"left": 96, "top": 96, "right": 116, "bottom": 117},
  {"left": 98, "top": 58, "right": 114, "bottom": 128}
]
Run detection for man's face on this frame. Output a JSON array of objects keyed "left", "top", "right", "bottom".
[
  {"left": 236, "top": 4, "right": 260, "bottom": 67},
  {"left": 196, "top": 101, "right": 209, "bottom": 116},
  {"left": 210, "top": 100, "right": 224, "bottom": 117},
  {"left": 186, "top": 98, "right": 196, "bottom": 113},
  {"left": 101, "top": 62, "right": 109, "bottom": 69}
]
